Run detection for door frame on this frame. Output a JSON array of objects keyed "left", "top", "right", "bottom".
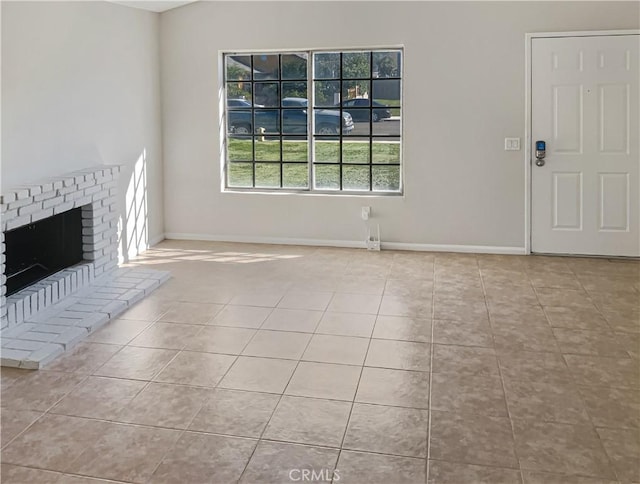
[{"left": 524, "top": 29, "right": 639, "bottom": 255}]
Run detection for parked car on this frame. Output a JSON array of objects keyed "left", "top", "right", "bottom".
[
  {"left": 227, "top": 98, "right": 264, "bottom": 109},
  {"left": 281, "top": 97, "right": 309, "bottom": 107},
  {"left": 228, "top": 98, "right": 354, "bottom": 135},
  {"left": 335, "top": 98, "right": 392, "bottom": 122}
]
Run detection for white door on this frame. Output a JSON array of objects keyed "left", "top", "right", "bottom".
[{"left": 531, "top": 34, "right": 639, "bottom": 256}]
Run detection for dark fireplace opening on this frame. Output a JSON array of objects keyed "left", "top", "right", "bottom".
[{"left": 4, "top": 207, "right": 84, "bottom": 296}]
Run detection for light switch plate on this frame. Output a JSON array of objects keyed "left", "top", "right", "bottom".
[{"left": 504, "top": 138, "right": 521, "bottom": 151}]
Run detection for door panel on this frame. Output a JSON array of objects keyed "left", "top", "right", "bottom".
[
  {"left": 599, "top": 173, "right": 629, "bottom": 231},
  {"left": 531, "top": 34, "right": 639, "bottom": 256},
  {"left": 552, "top": 172, "right": 583, "bottom": 230}
]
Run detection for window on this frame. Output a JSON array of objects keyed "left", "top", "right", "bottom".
[{"left": 223, "top": 49, "right": 402, "bottom": 193}]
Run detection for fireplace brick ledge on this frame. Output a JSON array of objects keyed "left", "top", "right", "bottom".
[{"left": 0, "top": 266, "right": 170, "bottom": 369}]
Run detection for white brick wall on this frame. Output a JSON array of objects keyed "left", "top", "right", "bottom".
[{"left": 0, "top": 165, "right": 121, "bottom": 329}]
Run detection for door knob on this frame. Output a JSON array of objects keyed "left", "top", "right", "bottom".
[{"left": 535, "top": 159, "right": 545, "bottom": 167}]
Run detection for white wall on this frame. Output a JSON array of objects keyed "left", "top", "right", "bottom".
[
  {"left": 1, "top": 1, "right": 164, "bottom": 253},
  {"left": 160, "top": 1, "right": 639, "bottom": 251}
]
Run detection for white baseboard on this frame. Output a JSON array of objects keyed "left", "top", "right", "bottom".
[
  {"left": 382, "top": 242, "right": 526, "bottom": 255},
  {"left": 164, "top": 232, "right": 366, "bottom": 249},
  {"left": 163, "top": 232, "right": 526, "bottom": 255}
]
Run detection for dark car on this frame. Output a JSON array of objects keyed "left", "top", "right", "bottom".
[
  {"left": 227, "top": 99, "right": 265, "bottom": 109},
  {"left": 227, "top": 97, "right": 354, "bottom": 135},
  {"left": 336, "top": 98, "right": 392, "bottom": 122}
]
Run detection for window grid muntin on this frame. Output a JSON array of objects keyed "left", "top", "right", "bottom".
[{"left": 224, "top": 49, "right": 402, "bottom": 193}]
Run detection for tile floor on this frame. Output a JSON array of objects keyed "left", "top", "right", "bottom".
[{"left": 1, "top": 240, "right": 639, "bottom": 484}]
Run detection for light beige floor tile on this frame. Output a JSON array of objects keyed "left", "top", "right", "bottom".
[
  {"left": 0, "top": 368, "right": 32, "bottom": 393},
  {"left": 343, "top": 403, "right": 429, "bottom": 458},
  {"left": 529, "top": 271, "right": 581, "bottom": 289},
  {"left": 492, "top": 324, "right": 560, "bottom": 353},
  {"left": 379, "top": 294, "right": 432, "bottom": 318},
  {"left": 315, "top": 312, "right": 376, "bottom": 338},
  {"left": 1, "top": 414, "right": 111, "bottom": 471},
  {"left": 336, "top": 276, "right": 387, "bottom": 295},
  {"left": 615, "top": 331, "right": 640, "bottom": 359},
  {"left": 429, "top": 411, "right": 518, "bottom": 468},
  {"left": 177, "top": 284, "right": 236, "bottom": 304},
  {"left": 564, "top": 354, "right": 640, "bottom": 389},
  {"left": 339, "top": 451, "right": 426, "bottom": 484},
  {"left": 536, "top": 288, "right": 595, "bottom": 309},
  {"left": 150, "top": 431, "right": 257, "bottom": 483},
  {"left": 66, "top": 422, "right": 181, "bottom": 482},
  {"left": 0, "top": 371, "right": 86, "bottom": 412},
  {"left": 117, "top": 297, "right": 172, "bottom": 321},
  {"left": 278, "top": 290, "right": 333, "bottom": 311},
  {"left": 498, "top": 350, "right": 572, "bottom": 384},
  {"left": 433, "top": 300, "right": 487, "bottom": 322},
  {"left": 239, "top": 441, "right": 339, "bottom": 484},
  {"left": 553, "top": 328, "right": 628, "bottom": 357},
  {"left": 10, "top": 241, "right": 639, "bottom": 483},
  {"left": 432, "top": 344, "right": 499, "bottom": 377},
  {"left": 365, "top": 339, "right": 430, "bottom": 372},
  {"left": 373, "top": 315, "right": 432, "bottom": 343},
  {"left": 432, "top": 319, "right": 492, "bottom": 347},
  {"left": 302, "top": 334, "right": 369, "bottom": 366},
  {"left": 428, "top": 460, "right": 522, "bottom": 484},
  {"left": 543, "top": 306, "right": 611, "bottom": 331},
  {"left": 385, "top": 279, "right": 433, "bottom": 297},
  {"left": 261, "top": 308, "right": 323, "bottom": 332},
  {"left": 0, "top": 409, "right": 42, "bottom": 446},
  {"left": 602, "top": 308, "right": 640, "bottom": 333},
  {"left": 521, "top": 470, "right": 616, "bottom": 484},
  {"left": 50, "top": 376, "right": 145, "bottom": 420},
  {"left": 513, "top": 420, "right": 616, "bottom": 479},
  {"left": 242, "top": 330, "right": 311, "bottom": 360},
  {"left": 488, "top": 302, "right": 549, "bottom": 327},
  {"left": 210, "top": 305, "right": 273, "bottom": 328},
  {"left": 45, "top": 343, "right": 122, "bottom": 374},
  {"left": 230, "top": 289, "right": 286, "bottom": 307},
  {"left": 356, "top": 367, "right": 429, "bottom": 409},
  {"left": 578, "top": 386, "right": 640, "bottom": 429},
  {"left": 160, "top": 301, "right": 224, "bottom": 324},
  {"left": 86, "top": 318, "right": 152, "bottom": 345},
  {"left": 485, "top": 287, "right": 539, "bottom": 306},
  {"left": 0, "top": 465, "right": 72, "bottom": 484},
  {"left": 128, "top": 322, "right": 203, "bottom": 350},
  {"left": 189, "top": 388, "right": 280, "bottom": 437},
  {"left": 431, "top": 373, "right": 507, "bottom": 417},
  {"left": 596, "top": 427, "right": 640, "bottom": 483},
  {"left": 263, "top": 395, "right": 351, "bottom": 447},
  {"left": 184, "top": 325, "right": 256, "bottom": 354},
  {"left": 503, "top": 378, "right": 590, "bottom": 424},
  {"left": 328, "top": 293, "right": 382, "bottom": 314},
  {"left": 153, "top": 350, "right": 236, "bottom": 387},
  {"left": 115, "top": 382, "right": 211, "bottom": 429},
  {"left": 219, "top": 356, "right": 297, "bottom": 393},
  {"left": 93, "top": 346, "right": 178, "bottom": 381},
  {"left": 285, "top": 361, "right": 361, "bottom": 401}
]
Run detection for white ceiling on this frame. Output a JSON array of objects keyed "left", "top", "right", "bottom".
[{"left": 109, "top": 1, "right": 198, "bottom": 13}]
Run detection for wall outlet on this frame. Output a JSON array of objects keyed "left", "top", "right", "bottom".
[
  {"left": 504, "top": 138, "right": 521, "bottom": 151},
  {"left": 361, "top": 206, "right": 371, "bottom": 220}
]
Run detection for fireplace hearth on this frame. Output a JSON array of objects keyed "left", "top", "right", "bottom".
[{"left": 0, "top": 165, "right": 171, "bottom": 369}]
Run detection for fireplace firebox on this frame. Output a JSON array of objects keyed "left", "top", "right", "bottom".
[{"left": 4, "top": 208, "right": 83, "bottom": 296}]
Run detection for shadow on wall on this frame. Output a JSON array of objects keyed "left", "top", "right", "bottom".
[{"left": 118, "top": 149, "right": 148, "bottom": 262}]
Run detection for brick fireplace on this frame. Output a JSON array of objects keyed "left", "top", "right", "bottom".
[
  {"left": 1, "top": 166, "right": 121, "bottom": 329},
  {"left": 0, "top": 165, "right": 169, "bottom": 368}
]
